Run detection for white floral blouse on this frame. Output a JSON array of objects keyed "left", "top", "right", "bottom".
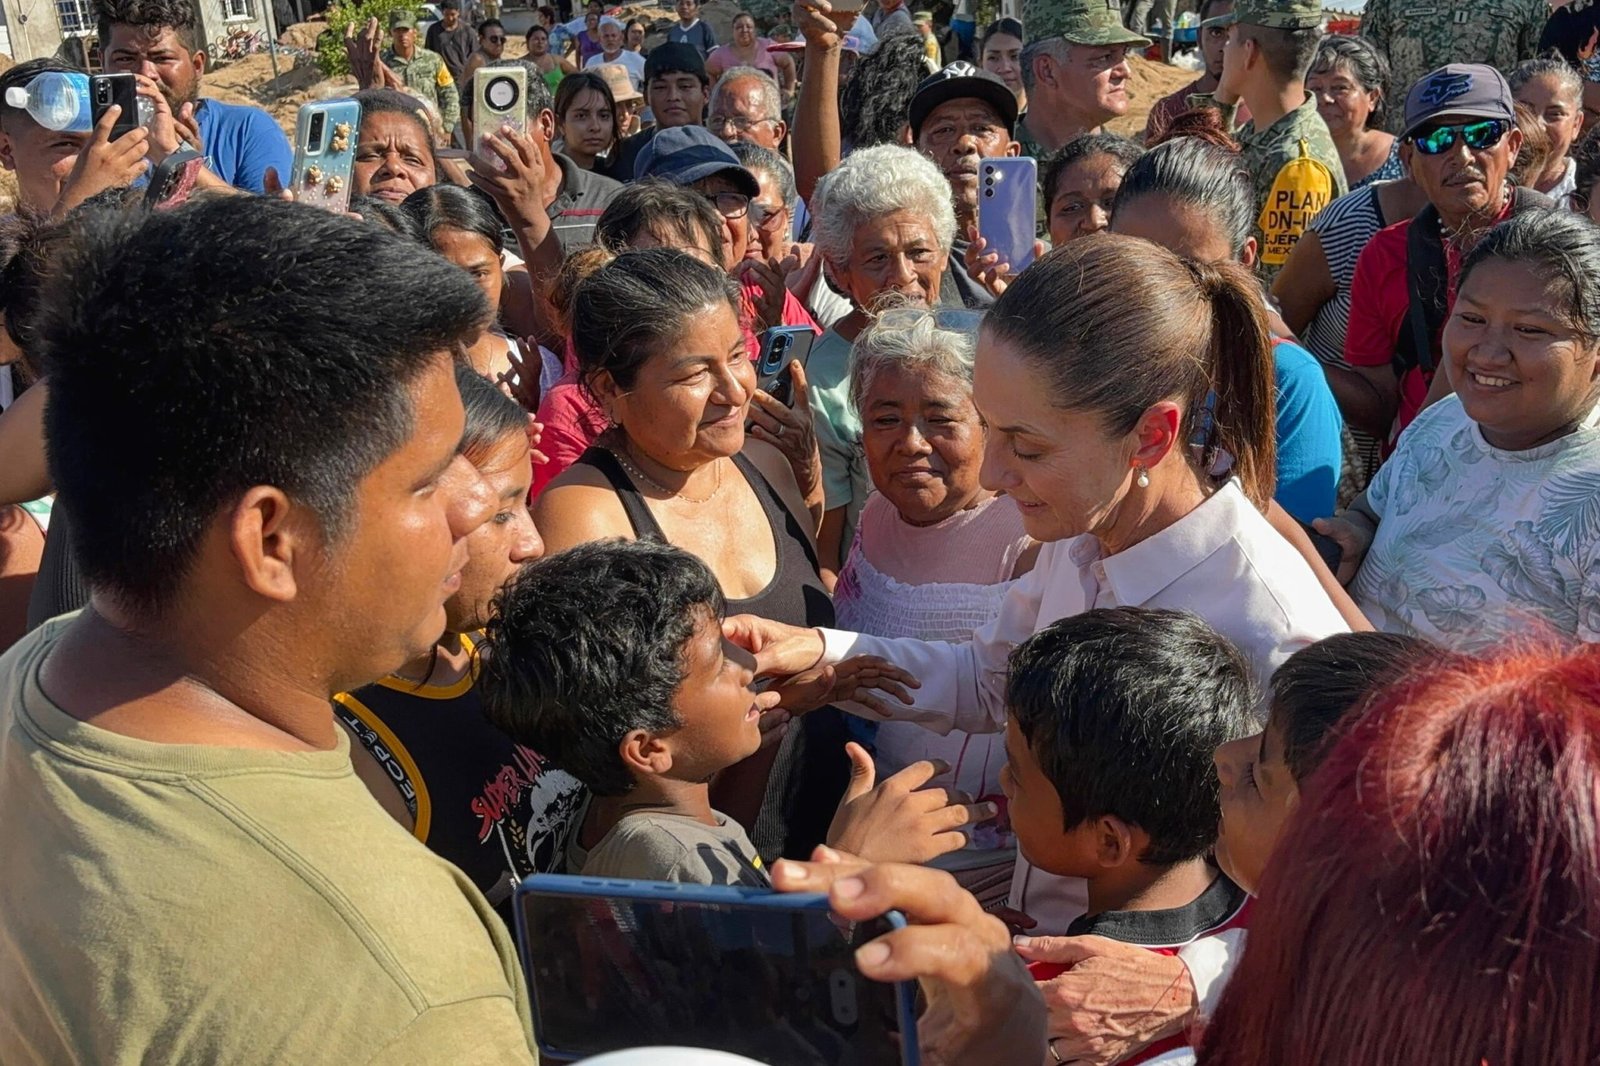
[{"left": 1352, "top": 395, "right": 1600, "bottom": 649}]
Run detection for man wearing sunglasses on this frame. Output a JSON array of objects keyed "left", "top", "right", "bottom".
[
  {"left": 459, "top": 18, "right": 507, "bottom": 144},
  {"left": 1339, "top": 63, "right": 1550, "bottom": 450}
]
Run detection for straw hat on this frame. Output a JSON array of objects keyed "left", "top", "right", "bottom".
[{"left": 594, "top": 62, "right": 642, "bottom": 103}]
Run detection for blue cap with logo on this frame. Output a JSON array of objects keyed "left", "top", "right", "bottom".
[{"left": 1401, "top": 63, "right": 1515, "bottom": 141}]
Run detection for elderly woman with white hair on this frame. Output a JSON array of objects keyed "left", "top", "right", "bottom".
[
  {"left": 834, "top": 306, "right": 1036, "bottom": 903},
  {"left": 805, "top": 144, "right": 958, "bottom": 579}
]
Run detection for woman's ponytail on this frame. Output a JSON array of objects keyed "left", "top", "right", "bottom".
[{"left": 1193, "top": 259, "right": 1276, "bottom": 511}]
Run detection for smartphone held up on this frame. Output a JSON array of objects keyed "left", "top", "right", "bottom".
[
  {"left": 290, "top": 98, "right": 361, "bottom": 214},
  {"left": 475, "top": 65, "right": 529, "bottom": 169}
]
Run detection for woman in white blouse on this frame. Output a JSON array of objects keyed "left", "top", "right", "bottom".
[
  {"left": 1319, "top": 210, "right": 1600, "bottom": 650},
  {"left": 732, "top": 234, "right": 1349, "bottom": 1058},
  {"left": 739, "top": 234, "right": 1348, "bottom": 727}
]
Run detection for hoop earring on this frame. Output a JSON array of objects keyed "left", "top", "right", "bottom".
[{"left": 1136, "top": 467, "right": 1150, "bottom": 489}]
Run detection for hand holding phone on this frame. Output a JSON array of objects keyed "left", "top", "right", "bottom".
[
  {"left": 975, "top": 157, "right": 1038, "bottom": 277},
  {"left": 515, "top": 875, "right": 921, "bottom": 1065},
  {"left": 89, "top": 73, "right": 139, "bottom": 143},
  {"left": 771, "top": 853, "right": 1048, "bottom": 1066}
]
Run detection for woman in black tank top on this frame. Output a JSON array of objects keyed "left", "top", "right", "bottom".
[{"left": 534, "top": 249, "right": 850, "bottom": 862}]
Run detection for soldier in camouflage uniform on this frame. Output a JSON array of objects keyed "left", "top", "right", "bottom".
[
  {"left": 1362, "top": 0, "right": 1547, "bottom": 133},
  {"left": 1195, "top": 0, "right": 1346, "bottom": 280},
  {"left": 384, "top": 10, "right": 462, "bottom": 136}
]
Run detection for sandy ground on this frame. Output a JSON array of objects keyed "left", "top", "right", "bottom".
[{"left": 0, "top": 32, "right": 1191, "bottom": 211}]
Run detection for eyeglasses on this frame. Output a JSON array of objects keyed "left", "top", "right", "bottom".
[
  {"left": 1408, "top": 118, "right": 1509, "bottom": 156},
  {"left": 708, "top": 114, "right": 776, "bottom": 134},
  {"left": 485, "top": 34, "right": 506, "bottom": 42},
  {"left": 703, "top": 190, "right": 750, "bottom": 219},
  {"left": 749, "top": 199, "right": 789, "bottom": 232}
]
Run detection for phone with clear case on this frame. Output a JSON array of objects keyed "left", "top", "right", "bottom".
[
  {"left": 475, "top": 65, "right": 528, "bottom": 166},
  {"left": 290, "top": 98, "right": 361, "bottom": 214}
]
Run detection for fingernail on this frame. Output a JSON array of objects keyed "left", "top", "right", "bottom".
[
  {"left": 980, "top": 801, "right": 999, "bottom": 817},
  {"left": 1013, "top": 935, "right": 1033, "bottom": 947},
  {"left": 773, "top": 859, "right": 808, "bottom": 882},
  {"left": 856, "top": 940, "right": 890, "bottom": 968},
  {"left": 834, "top": 875, "right": 865, "bottom": 900}
]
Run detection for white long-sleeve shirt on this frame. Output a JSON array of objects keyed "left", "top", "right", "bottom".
[{"left": 818, "top": 480, "right": 1350, "bottom": 938}]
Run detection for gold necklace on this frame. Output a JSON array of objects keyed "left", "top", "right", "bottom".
[{"left": 612, "top": 444, "right": 725, "bottom": 504}]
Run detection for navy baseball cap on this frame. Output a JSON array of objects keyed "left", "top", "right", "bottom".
[
  {"left": 909, "top": 62, "right": 1019, "bottom": 139},
  {"left": 1401, "top": 63, "right": 1515, "bottom": 141},
  {"left": 634, "top": 125, "right": 761, "bottom": 196}
]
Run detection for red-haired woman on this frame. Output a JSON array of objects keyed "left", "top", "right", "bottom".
[{"left": 1199, "top": 644, "right": 1600, "bottom": 1065}]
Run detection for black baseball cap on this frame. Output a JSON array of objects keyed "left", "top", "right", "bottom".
[
  {"left": 908, "top": 62, "right": 1019, "bottom": 140},
  {"left": 644, "top": 41, "right": 709, "bottom": 85}
]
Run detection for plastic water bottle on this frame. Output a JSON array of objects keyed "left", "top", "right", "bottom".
[
  {"left": 4, "top": 71, "right": 91, "bottom": 132},
  {"left": 2, "top": 71, "right": 153, "bottom": 134}
]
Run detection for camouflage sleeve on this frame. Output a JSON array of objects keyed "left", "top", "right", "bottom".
[
  {"left": 1521, "top": 0, "right": 1549, "bottom": 61},
  {"left": 436, "top": 62, "right": 461, "bottom": 133},
  {"left": 1360, "top": 0, "right": 1390, "bottom": 52}
]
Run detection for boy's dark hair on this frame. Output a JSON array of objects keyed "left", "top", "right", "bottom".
[
  {"left": 478, "top": 539, "right": 728, "bottom": 796},
  {"left": 95, "top": 0, "right": 201, "bottom": 53},
  {"left": 0, "top": 58, "right": 84, "bottom": 128},
  {"left": 36, "top": 196, "right": 488, "bottom": 616},
  {"left": 1006, "top": 607, "right": 1255, "bottom": 866},
  {"left": 478, "top": 17, "right": 504, "bottom": 34},
  {"left": 1240, "top": 24, "right": 1320, "bottom": 83},
  {"left": 0, "top": 210, "right": 74, "bottom": 373},
  {"left": 1269, "top": 631, "right": 1437, "bottom": 782},
  {"left": 645, "top": 42, "right": 710, "bottom": 86}
]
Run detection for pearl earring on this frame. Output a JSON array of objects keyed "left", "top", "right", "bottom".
[{"left": 1136, "top": 467, "right": 1150, "bottom": 489}]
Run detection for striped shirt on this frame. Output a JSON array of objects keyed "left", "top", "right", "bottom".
[{"left": 1299, "top": 183, "right": 1383, "bottom": 372}]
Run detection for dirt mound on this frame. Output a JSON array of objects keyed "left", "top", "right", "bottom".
[{"left": 1107, "top": 55, "right": 1197, "bottom": 138}]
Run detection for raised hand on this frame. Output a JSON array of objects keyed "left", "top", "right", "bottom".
[
  {"left": 826, "top": 743, "right": 996, "bottom": 863},
  {"left": 54, "top": 105, "right": 149, "bottom": 215}
]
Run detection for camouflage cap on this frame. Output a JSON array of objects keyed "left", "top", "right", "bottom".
[
  {"left": 389, "top": 8, "right": 418, "bottom": 29},
  {"left": 1024, "top": 0, "right": 1150, "bottom": 47},
  {"left": 1201, "top": 0, "right": 1323, "bottom": 30}
]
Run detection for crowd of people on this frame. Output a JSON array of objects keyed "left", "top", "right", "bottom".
[{"left": 2, "top": 0, "right": 1599, "bottom": 1060}]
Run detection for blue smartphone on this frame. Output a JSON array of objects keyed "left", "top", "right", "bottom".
[
  {"left": 976, "top": 157, "right": 1038, "bottom": 274},
  {"left": 290, "top": 98, "right": 361, "bottom": 214},
  {"left": 514, "top": 874, "right": 921, "bottom": 1066},
  {"left": 755, "top": 325, "right": 816, "bottom": 407}
]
